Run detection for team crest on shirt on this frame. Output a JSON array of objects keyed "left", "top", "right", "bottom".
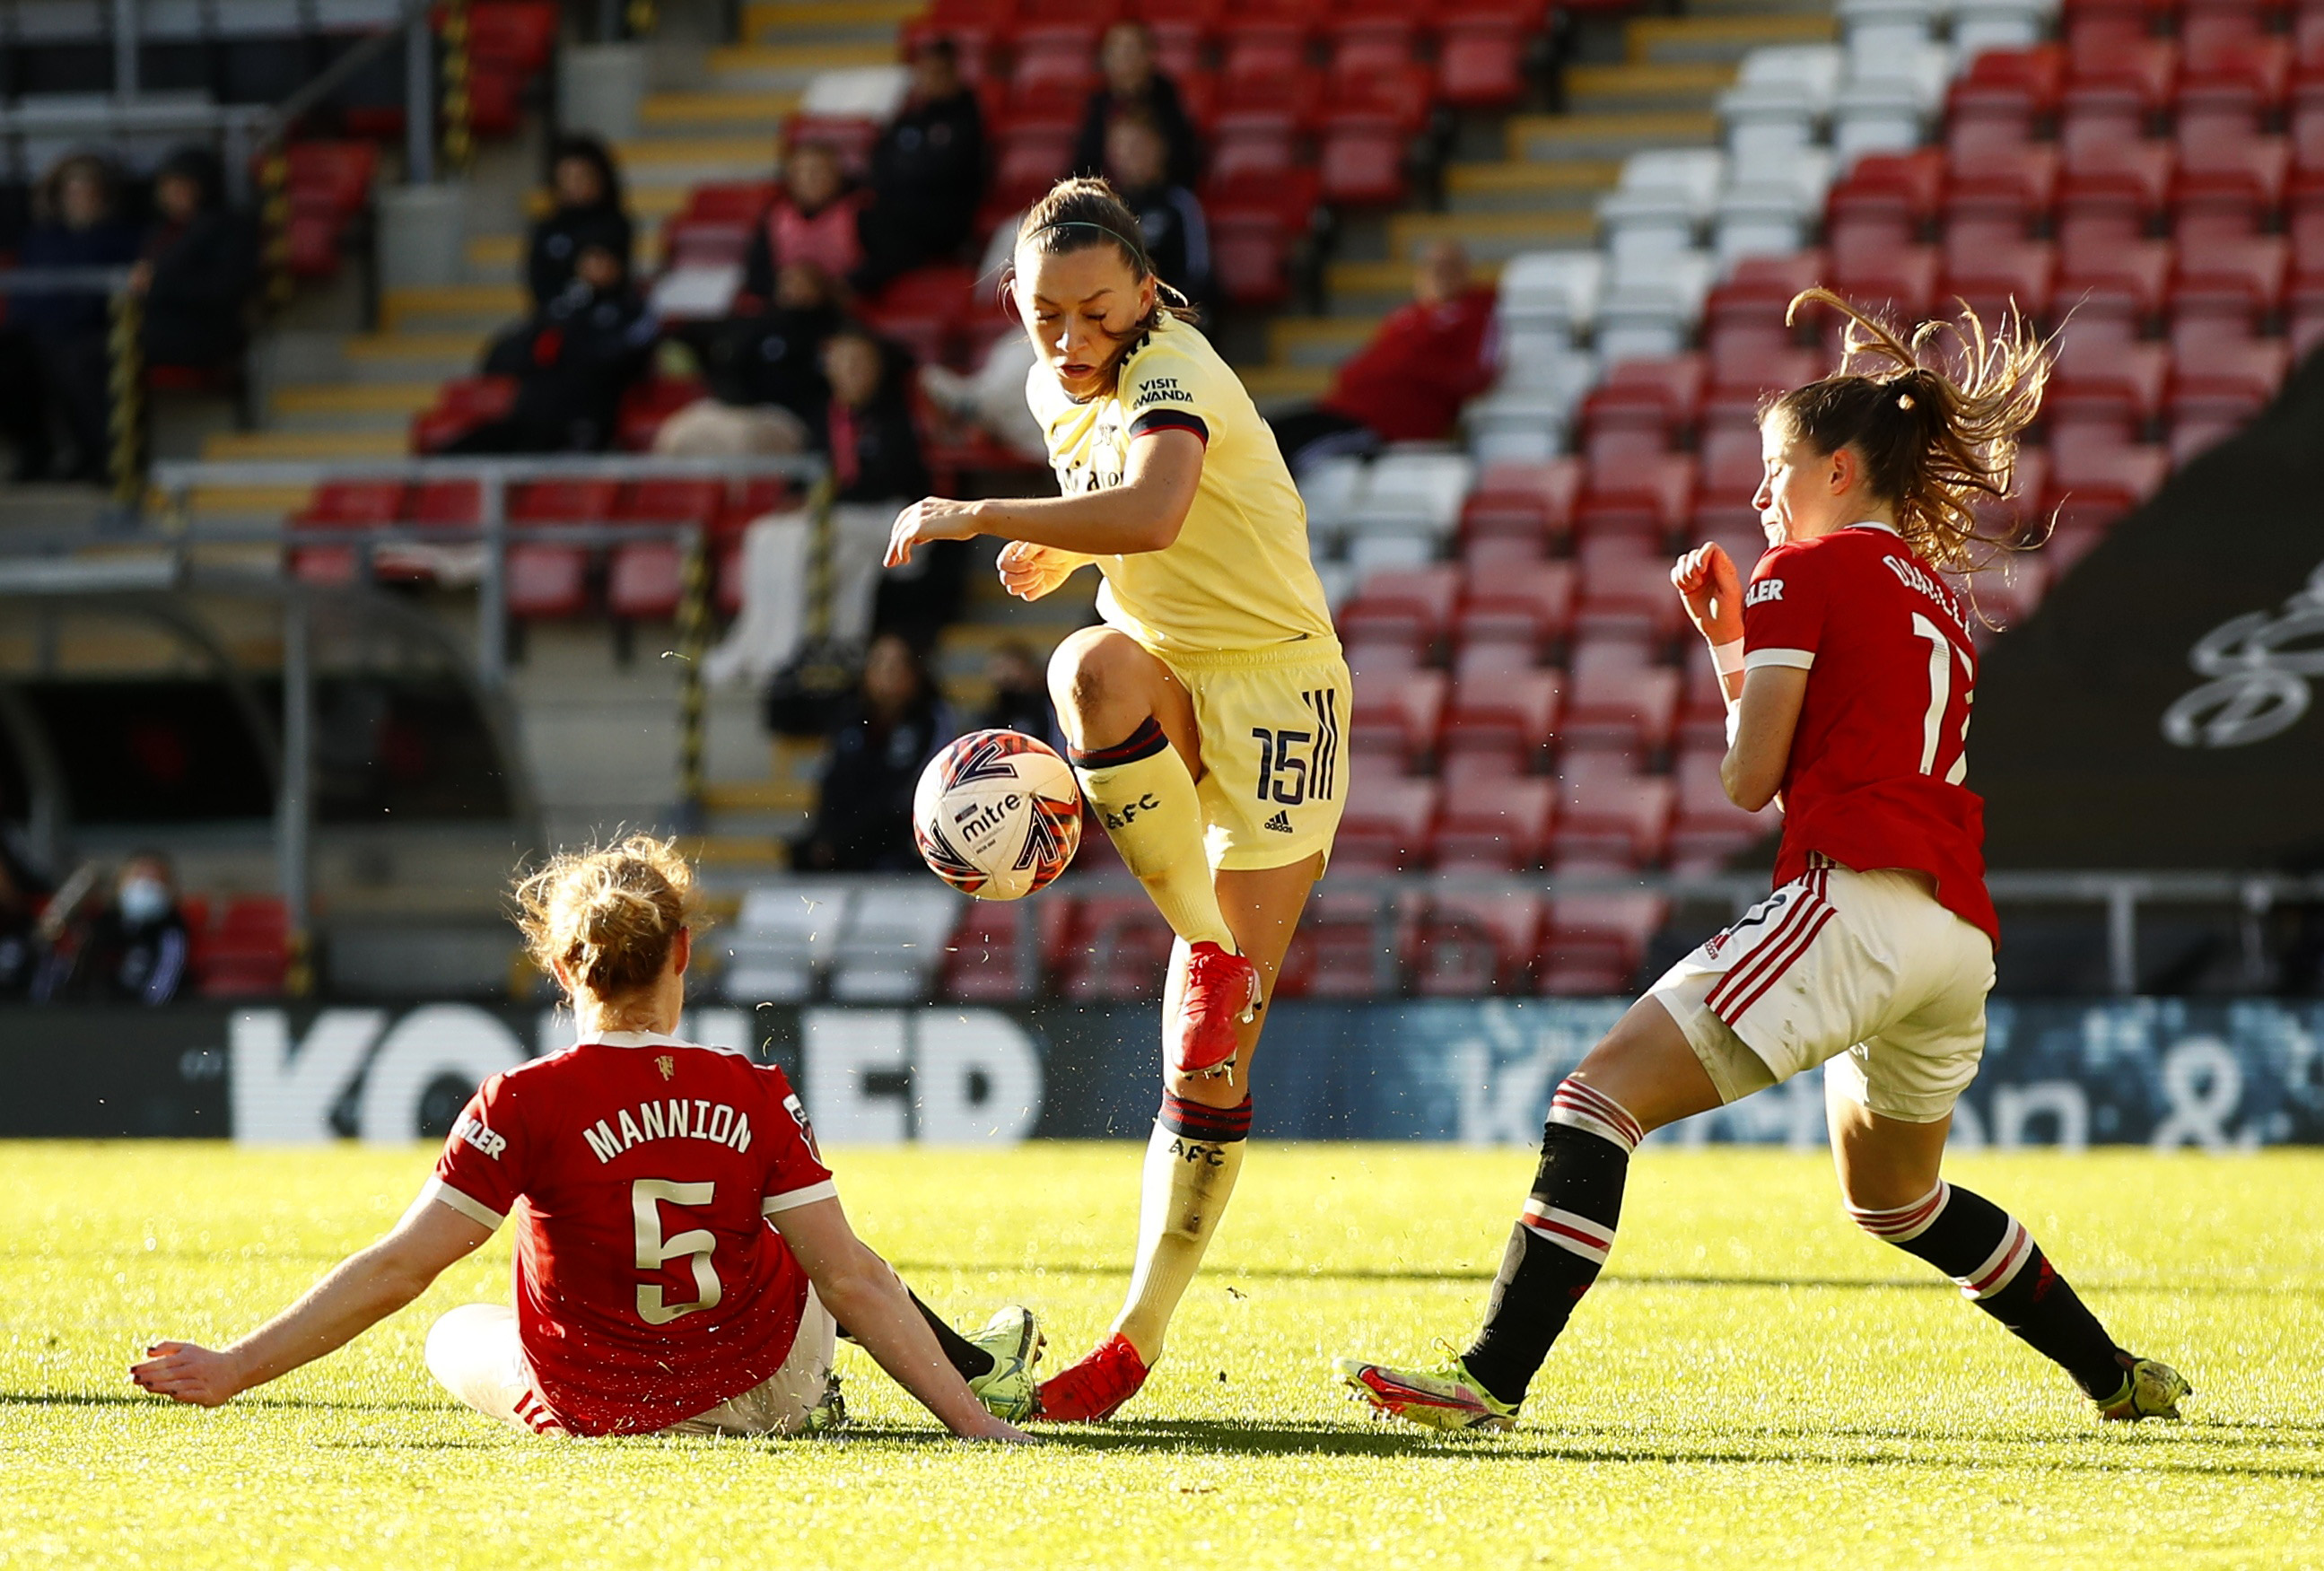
[
  {"left": 783, "top": 1092, "right": 823, "bottom": 1165},
  {"left": 656, "top": 1054, "right": 675, "bottom": 1080}
]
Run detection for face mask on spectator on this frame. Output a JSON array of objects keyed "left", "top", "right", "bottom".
[{"left": 118, "top": 877, "right": 170, "bottom": 926}]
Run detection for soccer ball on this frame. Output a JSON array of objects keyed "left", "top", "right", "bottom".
[{"left": 913, "top": 729, "right": 1083, "bottom": 900}]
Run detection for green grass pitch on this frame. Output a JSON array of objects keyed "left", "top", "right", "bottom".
[{"left": 6, "top": 1141, "right": 2322, "bottom": 1569}]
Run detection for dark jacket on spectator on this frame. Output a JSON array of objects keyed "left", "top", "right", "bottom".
[
  {"left": 451, "top": 280, "right": 657, "bottom": 453},
  {"left": 853, "top": 87, "right": 984, "bottom": 293},
  {"left": 11, "top": 217, "right": 141, "bottom": 339},
  {"left": 36, "top": 906, "right": 190, "bottom": 1005},
  {"left": 794, "top": 691, "right": 958, "bottom": 871},
  {"left": 142, "top": 206, "right": 258, "bottom": 369},
  {"left": 528, "top": 205, "right": 634, "bottom": 311},
  {"left": 703, "top": 301, "right": 839, "bottom": 418},
  {"left": 1074, "top": 74, "right": 1202, "bottom": 190},
  {"left": 1117, "top": 179, "right": 1212, "bottom": 310}
]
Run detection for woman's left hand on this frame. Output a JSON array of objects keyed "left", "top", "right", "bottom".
[
  {"left": 885, "top": 497, "right": 982, "bottom": 568},
  {"left": 130, "top": 1340, "right": 245, "bottom": 1407}
]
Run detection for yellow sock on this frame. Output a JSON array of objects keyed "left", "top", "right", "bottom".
[
  {"left": 1112, "top": 1095, "right": 1252, "bottom": 1364},
  {"left": 1072, "top": 719, "right": 1236, "bottom": 952}
]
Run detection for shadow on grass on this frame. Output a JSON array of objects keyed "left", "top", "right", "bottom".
[{"left": 2, "top": 1390, "right": 453, "bottom": 1412}]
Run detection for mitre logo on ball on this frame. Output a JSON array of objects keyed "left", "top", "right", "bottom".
[{"left": 913, "top": 729, "right": 1083, "bottom": 900}]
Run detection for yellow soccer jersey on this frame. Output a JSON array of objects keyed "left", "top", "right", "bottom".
[{"left": 1027, "top": 314, "right": 1338, "bottom": 658}]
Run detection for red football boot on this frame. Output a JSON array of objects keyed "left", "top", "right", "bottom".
[
  {"left": 1033, "top": 1333, "right": 1150, "bottom": 1422},
  {"left": 1175, "top": 941, "right": 1260, "bottom": 1077}
]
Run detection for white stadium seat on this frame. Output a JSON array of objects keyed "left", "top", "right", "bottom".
[
  {"left": 830, "top": 884, "right": 964, "bottom": 1002},
  {"left": 724, "top": 880, "right": 859, "bottom": 1003}
]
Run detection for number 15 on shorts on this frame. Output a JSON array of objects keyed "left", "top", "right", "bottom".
[{"left": 1251, "top": 690, "right": 1342, "bottom": 807}]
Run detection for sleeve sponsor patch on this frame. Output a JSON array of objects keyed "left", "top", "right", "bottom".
[{"left": 1128, "top": 407, "right": 1209, "bottom": 444}]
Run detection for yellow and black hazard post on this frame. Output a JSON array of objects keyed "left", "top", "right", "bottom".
[
  {"left": 107, "top": 282, "right": 144, "bottom": 509},
  {"left": 441, "top": 0, "right": 474, "bottom": 170}
]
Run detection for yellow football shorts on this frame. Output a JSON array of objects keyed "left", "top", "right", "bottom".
[{"left": 1156, "top": 639, "right": 1352, "bottom": 872}]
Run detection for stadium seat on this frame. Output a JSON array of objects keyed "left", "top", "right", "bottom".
[
  {"left": 1669, "top": 746, "right": 1779, "bottom": 871},
  {"left": 1459, "top": 458, "right": 1582, "bottom": 551},
  {"left": 1337, "top": 564, "right": 1461, "bottom": 652},
  {"left": 2171, "top": 234, "right": 2293, "bottom": 321},
  {"left": 2057, "top": 220, "right": 2175, "bottom": 323},
  {"left": 1433, "top": 767, "right": 1557, "bottom": 869},
  {"left": 605, "top": 544, "right": 684, "bottom": 621},
  {"left": 2062, "top": 37, "right": 2180, "bottom": 125},
  {"left": 618, "top": 477, "right": 724, "bottom": 525},
  {"left": 942, "top": 898, "right": 1075, "bottom": 1001},
  {"left": 2058, "top": 126, "right": 2176, "bottom": 231},
  {"left": 1332, "top": 774, "right": 1441, "bottom": 871},
  {"left": 1827, "top": 242, "right": 1940, "bottom": 322},
  {"left": 1442, "top": 669, "right": 1563, "bottom": 772},
  {"left": 991, "top": 124, "right": 1078, "bottom": 213},
  {"left": 1575, "top": 539, "right": 1689, "bottom": 643},
  {"left": 1415, "top": 891, "right": 1543, "bottom": 994},
  {"left": 288, "top": 481, "right": 406, "bottom": 585},
  {"left": 1319, "top": 122, "right": 1411, "bottom": 206},
  {"left": 1574, "top": 452, "right": 1695, "bottom": 545},
  {"left": 1210, "top": 211, "right": 1296, "bottom": 308},
  {"left": 1275, "top": 890, "right": 1407, "bottom": 999},
  {"left": 830, "top": 885, "right": 965, "bottom": 1002},
  {"left": 1455, "top": 561, "right": 1575, "bottom": 656},
  {"left": 1676, "top": 640, "right": 1732, "bottom": 751},
  {"left": 1348, "top": 670, "right": 1448, "bottom": 768},
  {"left": 195, "top": 896, "right": 291, "bottom": 999},
  {"left": 1058, "top": 895, "right": 1176, "bottom": 1001},
  {"left": 1944, "top": 143, "right": 2059, "bottom": 237},
  {"left": 1561, "top": 641, "right": 1683, "bottom": 754},
  {"left": 1438, "top": 19, "right": 1530, "bottom": 109},
  {"left": 2042, "top": 427, "right": 2171, "bottom": 528},
  {"left": 615, "top": 377, "right": 706, "bottom": 451},
  {"left": 2048, "top": 330, "right": 2171, "bottom": 433},
  {"left": 509, "top": 478, "right": 620, "bottom": 523},
  {"left": 1538, "top": 892, "right": 1671, "bottom": 994},
  {"left": 504, "top": 544, "right": 591, "bottom": 620},
  {"left": 2168, "top": 336, "right": 2293, "bottom": 427}
]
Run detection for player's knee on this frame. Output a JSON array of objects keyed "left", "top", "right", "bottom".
[
  {"left": 1841, "top": 1178, "right": 1947, "bottom": 1242},
  {"left": 1049, "top": 628, "right": 1145, "bottom": 728}
]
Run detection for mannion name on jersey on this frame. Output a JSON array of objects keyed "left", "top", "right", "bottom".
[{"left": 577, "top": 1098, "right": 756, "bottom": 1165}]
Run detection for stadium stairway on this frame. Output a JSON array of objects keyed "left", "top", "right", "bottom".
[{"left": 1238, "top": 1, "right": 1839, "bottom": 406}]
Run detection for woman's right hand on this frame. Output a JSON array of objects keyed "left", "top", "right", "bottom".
[
  {"left": 961, "top": 1416, "right": 1035, "bottom": 1444},
  {"left": 996, "top": 540, "right": 1081, "bottom": 602},
  {"left": 1671, "top": 543, "right": 1744, "bottom": 647}
]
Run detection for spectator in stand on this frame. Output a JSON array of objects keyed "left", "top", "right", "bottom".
[
  {"left": 739, "top": 143, "right": 866, "bottom": 310},
  {"left": 1073, "top": 22, "right": 1201, "bottom": 190},
  {"left": 654, "top": 260, "right": 840, "bottom": 456},
  {"left": 32, "top": 851, "right": 191, "bottom": 1005},
  {"left": 1268, "top": 240, "right": 1500, "bottom": 478},
  {"left": 852, "top": 37, "right": 985, "bottom": 296},
  {"left": 979, "top": 641, "right": 1061, "bottom": 752},
  {"left": 528, "top": 136, "right": 632, "bottom": 310},
  {"left": 791, "top": 633, "right": 959, "bottom": 872},
  {"left": 1104, "top": 116, "right": 1211, "bottom": 311},
  {"left": 5, "top": 154, "right": 142, "bottom": 482},
  {"left": 445, "top": 241, "right": 657, "bottom": 453},
  {"left": 820, "top": 325, "right": 963, "bottom": 647},
  {"left": 134, "top": 146, "right": 258, "bottom": 381},
  {"left": 0, "top": 810, "right": 50, "bottom": 999}
]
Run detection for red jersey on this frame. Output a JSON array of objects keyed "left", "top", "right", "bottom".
[
  {"left": 1319, "top": 286, "right": 1499, "bottom": 441},
  {"left": 427, "top": 1029, "right": 835, "bottom": 1436},
  {"left": 1742, "top": 522, "right": 2000, "bottom": 946}
]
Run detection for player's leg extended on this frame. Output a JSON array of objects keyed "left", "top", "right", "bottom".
[
  {"left": 1830, "top": 1087, "right": 2189, "bottom": 1419},
  {"left": 1340, "top": 997, "right": 1723, "bottom": 1428},
  {"left": 1037, "top": 853, "right": 1321, "bottom": 1420},
  {"left": 424, "top": 1304, "right": 569, "bottom": 1435}
]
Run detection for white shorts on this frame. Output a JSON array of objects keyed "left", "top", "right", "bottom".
[
  {"left": 1648, "top": 860, "right": 1996, "bottom": 1123},
  {"left": 424, "top": 1288, "right": 838, "bottom": 1438}
]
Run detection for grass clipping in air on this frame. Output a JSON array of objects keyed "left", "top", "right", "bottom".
[{"left": 5, "top": 1142, "right": 2323, "bottom": 1568}]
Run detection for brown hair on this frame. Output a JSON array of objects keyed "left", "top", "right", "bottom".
[
  {"left": 1000, "top": 177, "right": 1197, "bottom": 376},
  {"left": 1772, "top": 287, "right": 2052, "bottom": 575},
  {"left": 512, "top": 834, "right": 701, "bottom": 1001}
]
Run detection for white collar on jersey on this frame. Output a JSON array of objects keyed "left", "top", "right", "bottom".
[
  {"left": 1845, "top": 519, "right": 1900, "bottom": 536},
  {"left": 586, "top": 1029, "right": 695, "bottom": 1049}
]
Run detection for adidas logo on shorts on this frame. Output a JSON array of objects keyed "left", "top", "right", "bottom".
[{"left": 1262, "top": 810, "right": 1294, "bottom": 834}]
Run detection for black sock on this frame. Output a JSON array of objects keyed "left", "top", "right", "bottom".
[
  {"left": 836, "top": 1292, "right": 995, "bottom": 1381},
  {"left": 1460, "top": 1080, "right": 1642, "bottom": 1408},
  {"left": 1851, "top": 1182, "right": 2124, "bottom": 1400}
]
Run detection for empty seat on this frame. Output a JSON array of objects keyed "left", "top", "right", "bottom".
[
  {"left": 1676, "top": 639, "right": 1733, "bottom": 751},
  {"left": 1333, "top": 774, "right": 1440, "bottom": 871},
  {"left": 1455, "top": 561, "right": 1575, "bottom": 654},
  {"left": 2058, "top": 126, "right": 2176, "bottom": 229},
  {"left": 503, "top": 544, "right": 591, "bottom": 619},
  {"left": 2057, "top": 221, "right": 2174, "bottom": 322},
  {"left": 1438, "top": 18, "right": 1530, "bottom": 109},
  {"left": 1539, "top": 893, "right": 1671, "bottom": 994},
  {"left": 606, "top": 543, "right": 684, "bottom": 620},
  {"left": 2048, "top": 330, "right": 2171, "bottom": 432},
  {"left": 1058, "top": 895, "right": 1176, "bottom": 1001},
  {"left": 831, "top": 884, "right": 965, "bottom": 1002},
  {"left": 1669, "top": 746, "right": 1779, "bottom": 870},
  {"left": 1348, "top": 670, "right": 1448, "bottom": 767},
  {"left": 1336, "top": 563, "right": 1461, "bottom": 650},
  {"left": 195, "top": 896, "right": 291, "bottom": 999},
  {"left": 1276, "top": 891, "right": 1405, "bottom": 999},
  {"left": 1574, "top": 453, "right": 1696, "bottom": 545},
  {"left": 2171, "top": 234, "right": 2293, "bottom": 320},
  {"left": 1828, "top": 243, "right": 1940, "bottom": 321},
  {"left": 2168, "top": 336, "right": 2293, "bottom": 425},
  {"left": 1575, "top": 538, "right": 1690, "bottom": 642},
  {"left": 942, "top": 898, "right": 1074, "bottom": 1001},
  {"left": 724, "top": 880, "right": 858, "bottom": 1002},
  {"left": 1442, "top": 668, "right": 1563, "bottom": 772},
  {"left": 1459, "top": 458, "right": 1582, "bottom": 548},
  {"left": 2042, "top": 428, "right": 2171, "bottom": 528},
  {"left": 509, "top": 477, "right": 620, "bottom": 521},
  {"left": 1562, "top": 641, "right": 1683, "bottom": 753},
  {"left": 1433, "top": 767, "right": 1557, "bottom": 869},
  {"left": 1416, "top": 891, "right": 1544, "bottom": 994}
]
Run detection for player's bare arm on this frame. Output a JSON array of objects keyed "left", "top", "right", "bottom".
[
  {"left": 1723, "top": 667, "right": 1808, "bottom": 812},
  {"left": 884, "top": 426, "right": 1203, "bottom": 568},
  {"left": 130, "top": 1191, "right": 490, "bottom": 1406},
  {"left": 769, "top": 1196, "right": 1031, "bottom": 1444}
]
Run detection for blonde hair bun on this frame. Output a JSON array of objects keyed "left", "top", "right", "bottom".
[{"left": 512, "top": 834, "right": 701, "bottom": 1001}]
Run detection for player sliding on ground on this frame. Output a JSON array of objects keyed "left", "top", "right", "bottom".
[
  {"left": 1337, "top": 289, "right": 2193, "bottom": 1431},
  {"left": 131, "top": 837, "right": 1037, "bottom": 1442},
  {"left": 884, "top": 177, "right": 1350, "bottom": 1420}
]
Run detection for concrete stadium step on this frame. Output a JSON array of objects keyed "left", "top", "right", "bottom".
[
  {"left": 1625, "top": 13, "right": 1836, "bottom": 65},
  {"left": 380, "top": 283, "right": 525, "bottom": 334},
  {"left": 640, "top": 88, "right": 801, "bottom": 133},
  {"left": 199, "top": 430, "right": 413, "bottom": 461},
  {"left": 463, "top": 234, "right": 523, "bottom": 283},
  {"left": 615, "top": 135, "right": 777, "bottom": 187},
  {"left": 1506, "top": 110, "right": 1720, "bottom": 162},
  {"left": 742, "top": 0, "right": 917, "bottom": 47},
  {"left": 268, "top": 382, "right": 437, "bottom": 432},
  {"left": 706, "top": 41, "right": 894, "bottom": 91},
  {"left": 1443, "top": 159, "right": 1621, "bottom": 214},
  {"left": 1563, "top": 61, "right": 1736, "bottom": 114},
  {"left": 339, "top": 331, "right": 486, "bottom": 382},
  {"left": 1388, "top": 209, "right": 1595, "bottom": 262},
  {"left": 1236, "top": 364, "right": 1333, "bottom": 406},
  {"left": 1323, "top": 257, "right": 1504, "bottom": 316},
  {"left": 1266, "top": 316, "right": 1380, "bottom": 370}
]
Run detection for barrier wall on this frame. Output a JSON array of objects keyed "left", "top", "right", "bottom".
[{"left": 7, "top": 998, "right": 2319, "bottom": 1149}]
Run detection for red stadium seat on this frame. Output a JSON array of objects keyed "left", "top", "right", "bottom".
[
  {"left": 2058, "top": 124, "right": 2176, "bottom": 229},
  {"left": 195, "top": 896, "right": 291, "bottom": 998},
  {"left": 409, "top": 479, "right": 481, "bottom": 525},
  {"left": 1704, "top": 250, "right": 1830, "bottom": 336},
  {"left": 2057, "top": 220, "right": 2174, "bottom": 323},
  {"left": 1676, "top": 639, "right": 1732, "bottom": 751},
  {"left": 1058, "top": 895, "right": 1175, "bottom": 1001},
  {"left": 2042, "top": 427, "right": 2170, "bottom": 528},
  {"left": 1416, "top": 891, "right": 1544, "bottom": 994},
  {"left": 1944, "top": 144, "right": 2060, "bottom": 237},
  {"left": 297, "top": 479, "right": 406, "bottom": 525},
  {"left": 1438, "top": 20, "right": 1529, "bottom": 109},
  {"left": 1669, "top": 746, "right": 1779, "bottom": 871},
  {"left": 1460, "top": 458, "right": 1581, "bottom": 550},
  {"left": 1940, "top": 237, "right": 2057, "bottom": 327},
  {"left": 2174, "top": 125, "right": 2293, "bottom": 230},
  {"left": 1580, "top": 354, "right": 1706, "bottom": 441},
  {"left": 1442, "top": 668, "right": 1563, "bottom": 772},
  {"left": 1318, "top": 123, "right": 1410, "bottom": 205},
  {"left": 1826, "top": 243, "right": 1940, "bottom": 323},
  {"left": 1703, "top": 345, "right": 1821, "bottom": 425},
  {"left": 1825, "top": 149, "right": 1946, "bottom": 236},
  {"left": 942, "top": 899, "right": 1076, "bottom": 1001},
  {"left": 1574, "top": 453, "right": 1695, "bottom": 545},
  {"left": 2061, "top": 37, "right": 2180, "bottom": 123},
  {"left": 606, "top": 543, "right": 685, "bottom": 620},
  {"left": 504, "top": 543, "right": 591, "bottom": 619},
  {"left": 1695, "top": 423, "right": 1764, "bottom": 500},
  {"left": 991, "top": 124, "right": 1077, "bottom": 212},
  {"left": 618, "top": 477, "right": 725, "bottom": 524},
  {"left": 2168, "top": 336, "right": 2293, "bottom": 425},
  {"left": 2048, "top": 330, "right": 2171, "bottom": 433},
  {"left": 1947, "top": 45, "right": 2066, "bottom": 130},
  {"left": 2171, "top": 233, "right": 2293, "bottom": 321},
  {"left": 1574, "top": 539, "right": 1689, "bottom": 643},
  {"left": 1433, "top": 764, "right": 1557, "bottom": 869},
  {"left": 1348, "top": 670, "right": 1448, "bottom": 768},
  {"left": 1276, "top": 891, "right": 1408, "bottom": 999},
  {"left": 1337, "top": 563, "right": 1461, "bottom": 651},
  {"left": 1333, "top": 774, "right": 1441, "bottom": 871},
  {"left": 1211, "top": 212, "right": 1296, "bottom": 308},
  {"left": 1455, "top": 561, "right": 1575, "bottom": 655},
  {"left": 1561, "top": 641, "right": 1682, "bottom": 754},
  {"left": 2177, "top": 34, "right": 2291, "bottom": 125},
  {"left": 509, "top": 477, "right": 619, "bottom": 522},
  {"left": 1538, "top": 893, "right": 1670, "bottom": 995}
]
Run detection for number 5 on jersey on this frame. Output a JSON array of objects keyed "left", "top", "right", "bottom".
[{"left": 633, "top": 1178, "right": 721, "bottom": 1325}]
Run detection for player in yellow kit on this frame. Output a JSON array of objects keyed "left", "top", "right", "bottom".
[{"left": 884, "top": 177, "right": 1350, "bottom": 1419}]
